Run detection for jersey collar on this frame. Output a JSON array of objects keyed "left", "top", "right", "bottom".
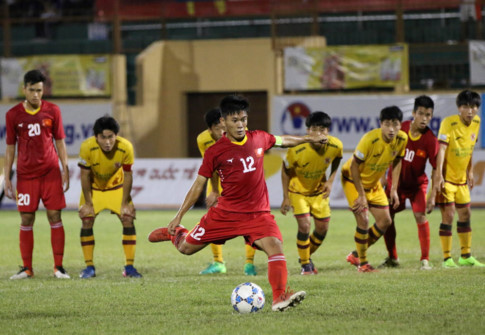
[
  {"left": 230, "top": 134, "right": 248, "bottom": 146},
  {"left": 23, "top": 101, "right": 42, "bottom": 115}
]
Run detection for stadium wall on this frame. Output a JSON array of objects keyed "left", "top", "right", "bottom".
[{"left": 127, "top": 37, "right": 326, "bottom": 158}]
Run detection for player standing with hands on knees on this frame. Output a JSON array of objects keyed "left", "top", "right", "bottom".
[
  {"left": 4, "top": 69, "right": 70, "bottom": 279},
  {"left": 434, "top": 90, "right": 485, "bottom": 268},
  {"left": 280, "top": 111, "right": 342, "bottom": 275},
  {"left": 78, "top": 116, "right": 142, "bottom": 278},
  {"left": 149, "top": 94, "right": 328, "bottom": 311},
  {"left": 342, "top": 106, "right": 408, "bottom": 272}
]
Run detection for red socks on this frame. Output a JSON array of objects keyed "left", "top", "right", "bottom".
[
  {"left": 19, "top": 225, "right": 34, "bottom": 270},
  {"left": 417, "top": 221, "right": 430, "bottom": 260},
  {"left": 268, "top": 254, "right": 287, "bottom": 301},
  {"left": 384, "top": 222, "right": 398, "bottom": 259},
  {"left": 50, "top": 221, "right": 65, "bottom": 267}
]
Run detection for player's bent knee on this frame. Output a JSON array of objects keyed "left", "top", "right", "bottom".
[{"left": 255, "top": 236, "right": 284, "bottom": 256}]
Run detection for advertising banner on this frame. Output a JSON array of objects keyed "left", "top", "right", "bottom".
[
  {"left": 1, "top": 55, "right": 111, "bottom": 98},
  {"left": 284, "top": 44, "right": 408, "bottom": 91},
  {"left": 0, "top": 101, "right": 112, "bottom": 155},
  {"left": 3, "top": 152, "right": 485, "bottom": 210},
  {"left": 271, "top": 94, "right": 482, "bottom": 150},
  {"left": 469, "top": 40, "right": 485, "bottom": 86}
]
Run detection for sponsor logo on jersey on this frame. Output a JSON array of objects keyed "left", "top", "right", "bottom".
[
  {"left": 255, "top": 148, "right": 264, "bottom": 157},
  {"left": 355, "top": 150, "right": 365, "bottom": 160}
]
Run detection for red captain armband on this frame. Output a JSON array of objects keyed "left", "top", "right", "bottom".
[{"left": 123, "top": 164, "right": 132, "bottom": 172}]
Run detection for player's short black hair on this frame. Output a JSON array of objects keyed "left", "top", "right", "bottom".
[
  {"left": 414, "top": 95, "right": 434, "bottom": 111},
  {"left": 24, "top": 69, "right": 46, "bottom": 87},
  {"left": 305, "top": 111, "right": 332, "bottom": 128},
  {"left": 93, "top": 115, "right": 120, "bottom": 136},
  {"left": 220, "top": 95, "right": 249, "bottom": 117},
  {"left": 456, "top": 90, "right": 481, "bottom": 108},
  {"left": 204, "top": 108, "right": 222, "bottom": 128},
  {"left": 380, "top": 106, "right": 403, "bottom": 122}
]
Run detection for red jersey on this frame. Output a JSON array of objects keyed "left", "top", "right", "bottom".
[
  {"left": 199, "top": 130, "right": 276, "bottom": 213},
  {"left": 387, "top": 120, "right": 438, "bottom": 191},
  {"left": 6, "top": 101, "right": 65, "bottom": 178}
]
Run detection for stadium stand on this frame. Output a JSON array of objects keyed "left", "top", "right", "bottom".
[{"left": 0, "top": 1, "right": 483, "bottom": 98}]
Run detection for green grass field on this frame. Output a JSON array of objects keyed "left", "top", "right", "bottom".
[{"left": 0, "top": 208, "right": 484, "bottom": 335}]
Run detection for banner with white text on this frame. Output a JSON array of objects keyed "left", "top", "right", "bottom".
[
  {"left": 272, "top": 94, "right": 484, "bottom": 150},
  {"left": 3, "top": 154, "right": 485, "bottom": 210}
]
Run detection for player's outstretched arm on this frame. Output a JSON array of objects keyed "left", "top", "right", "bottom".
[
  {"left": 3, "top": 145, "right": 15, "bottom": 199},
  {"left": 168, "top": 175, "right": 208, "bottom": 235},
  {"left": 55, "top": 139, "right": 70, "bottom": 192},
  {"left": 277, "top": 134, "right": 327, "bottom": 148}
]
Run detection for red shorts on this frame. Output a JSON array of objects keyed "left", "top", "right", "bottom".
[
  {"left": 386, "top": 183, "right": 427, "bottom": 214},
  {"left": 16, "top": 168, "right": 66, "bottom": 212},
  {"left": 185, "top": 207, "right": 283, "bottom": 246}
]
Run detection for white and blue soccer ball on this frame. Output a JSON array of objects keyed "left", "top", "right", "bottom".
[{"left": 231, "top": 282, "right": 265, "bottom": 314}]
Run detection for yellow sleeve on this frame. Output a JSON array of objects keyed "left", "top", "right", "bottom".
[
  {"left": 123, "top": 140, "right": 135, "bottom": 166},
  {"left": 438, "top": 117, "right": 451, "bottom": 144},
  {"left": 335, "top": 137, "right": 344, "bottom": 158},
  {"left": 398, "top": 133, "right": 408, "bottom": 157},
  {"left": 354, "top": 133, "right": 370, "bottom": 161},
  {"left": 78, "top": 138, "right": 92, "bottom": 168},
  {"left": 196, "top": 133, "right": 206, "bottom": 157},
  {"left": 284, "top": 148, "right": 295, "bottom": 169}
]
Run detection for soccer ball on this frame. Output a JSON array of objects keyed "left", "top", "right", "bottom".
[{"left": 231, "top": 282, "right": 265, "bottom": 314}]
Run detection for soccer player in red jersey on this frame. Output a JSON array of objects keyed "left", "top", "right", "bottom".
[
  {"left": 4, "top": 69, "right": 70, "bottom": 280},
  {"left": 149, "top": 94, "right": 327, "bottom": 311},
  {"left": 380, "top": 96, "right": 438, "bottom": 270}
]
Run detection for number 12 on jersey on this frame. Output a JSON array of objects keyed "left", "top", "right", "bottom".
[{"left": 240, "top": 156, "right": 256, "bottom": 173}]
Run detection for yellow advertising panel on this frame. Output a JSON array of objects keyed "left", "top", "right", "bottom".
[
  {"left": 1, "top": 55, "right": 111, "bottom": 98},
  {"left": 284, "top": 44, "right": 408, "bottom": 90}
]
